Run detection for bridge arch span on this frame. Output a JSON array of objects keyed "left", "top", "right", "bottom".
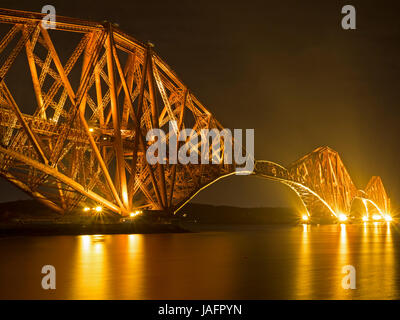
[
  {"left": 174, "top": 158, "right": 390, "bottom": 223},
  {"left": 174, "top": 160, "right": 340, "bottom": 219},
  {"left": 253, "top": 160, "right": 338, "bottom": 218}
]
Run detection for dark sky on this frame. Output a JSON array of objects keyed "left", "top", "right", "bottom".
[{"left": 0, "top": 0, "right": 399, "bottom": 208}]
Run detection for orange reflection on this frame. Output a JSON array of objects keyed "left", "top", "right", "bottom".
[
  {"left": 335, "top": 224, "right": 349, "bottom": 299},
  {"left": 71, "top": 235, "right": 109, "bottom": 299},
  {"left": 295, "top": 224, "right": 312, "bottom": 299},
  {"left": 121, "top": 234, "right": 145, "bottom": 298},
  {"left": 383, "top": 223, "right": 394, "bottom": 298},
  {"left": 358, "top": 222, "right": 370, "bottom": 293},
  {"left": 358, "top": 222, "right": 396, "bottom": 298}
]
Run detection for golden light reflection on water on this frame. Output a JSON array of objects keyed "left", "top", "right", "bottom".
[
  {"left": 293, "top": 222, "right": 397, "bottom": 299},
  {"left": 69, "top": 234, "right": 145, "bottom": 299},
  {"left": 336, "top": 222, "right": 396, "bottom": 299},
  {"left": 295, "top": 224, "right": 312, "bottom": 299},
  {"left": 72, "top": 235, "right": 109, "bottom": 299},
  {"left": 383, "top": 223, "right": 394, "bottom": 298},
  {"left": 335, "top": 224, "right": 349, "bottom": 299},
  {"left": 369, "top": 222, "right": 384, "bottom": 298},
  {"left": 358, "top": 222, "right": 370, "bottom": 296},
  {"left": 121, "top": 234, "right": 144, "bottom": 298},
  {"left": 0, "top": 223, "right": 392, "bottom": 299},
  {"left": 0, "top": 224, "right": 399, "bottom": 299},
  {"left": 339, "top": 224, "right": 348, "bottom": 263}
]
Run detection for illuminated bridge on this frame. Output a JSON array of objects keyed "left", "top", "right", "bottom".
[
  {"left": 253, "top": 148, "right": 390, "bottom": 222},
  {"left": 0, "top": 8, "right": 391, "bottom": 222}
]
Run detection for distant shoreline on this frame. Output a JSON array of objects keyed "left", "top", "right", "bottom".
[
  {"left": 0, "top": 200, "right": 300, "bottom": 236},
  {"left": 0, "top": 221, "right": 188, "bottom": 237},
  {"left": 0, "top": 200, "right": 397, "bottom": 236}
]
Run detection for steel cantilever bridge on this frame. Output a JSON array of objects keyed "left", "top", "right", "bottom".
[{"left": 0, "top": 8, "right": 391, "bottom": 220}]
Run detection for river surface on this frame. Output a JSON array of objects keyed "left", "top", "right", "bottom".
[{"left": 0, "top": 223, "right": 399, "bottom": 299}]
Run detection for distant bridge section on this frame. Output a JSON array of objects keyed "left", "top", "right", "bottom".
[{"left": 254, "top": 147, "right": 391, "bottom": 221}]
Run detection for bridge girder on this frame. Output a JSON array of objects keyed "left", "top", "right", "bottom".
[
  {"left": 253, "top": 147, "right": 390, "bottom": 219},
  {"left": 286, "top": 146, "right": 358, "bottom": 216},
  {"left": 0, "top": 8, "right": 234, "bottom": 215},
  {"left": 364, "top": 176, "right": 390, "bottom": 214}
]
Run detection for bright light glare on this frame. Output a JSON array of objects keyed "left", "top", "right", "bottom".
[
  {"left": 89, "top": 127, "right": 94, "bottom": 132},
  {"left": 95, "top": 206, "right": 102, "bottom": 212},
  {"left": 362, "top": 216, "right": 369, "bottom": 222},
  {"left": 83, "top": 207, "right": 90, "bottom": 212},
  {"left": 130, "top": 210, "right": 142, "bottom": 217},
  {"left": 302, "top": 215, "right": 309, "bottom": 221},
  {"left": 338, "top": 213, "right": 348, "bottom": 222},
  {"left": 384, "top": 214, "right": 392, "bottom": 222},
  {"left": 372, "top": 214, "right": 382, "bottom": 221}
]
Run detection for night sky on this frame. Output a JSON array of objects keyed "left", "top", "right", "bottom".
[{"left": 0, "top": 0, "right": 399, "bottom": 208}]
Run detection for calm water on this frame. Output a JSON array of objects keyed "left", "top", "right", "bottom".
[{"left": 0, "top": 223, "right": 399, "bottom": 299}]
